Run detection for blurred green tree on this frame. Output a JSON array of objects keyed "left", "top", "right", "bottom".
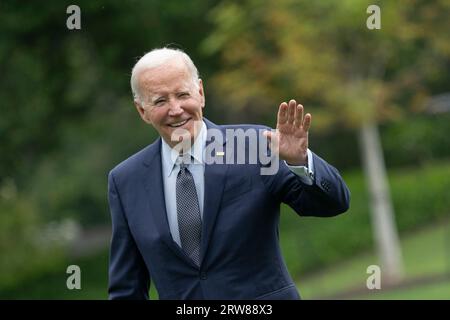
[
  {"left": 202, "top": 0, "right": 450, "bottom": 283},
  {"left": 0, "top": 0, "right": 220, "bottom": 186},
  {"left": 0, "top": 0, "right": 219, "bottom": 289}
]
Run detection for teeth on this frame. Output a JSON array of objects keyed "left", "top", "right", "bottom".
[{"left": 169, "top": 119, "right": 188, "bottom": 127}]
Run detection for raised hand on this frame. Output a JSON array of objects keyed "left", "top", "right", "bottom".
[{"left": 263, "top": 99, "right": 311, "bottom": 165}]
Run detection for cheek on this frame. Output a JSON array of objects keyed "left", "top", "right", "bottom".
[
  {"left": 188, "top": 99, "right": 204, "bottom": 114},
  {"left": 147, "top": 109, "right": 164, "bottom": 124}
]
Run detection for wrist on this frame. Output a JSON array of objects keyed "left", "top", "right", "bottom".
[{"left": 286, "top": 153, "right": 308, "bottom": 166}]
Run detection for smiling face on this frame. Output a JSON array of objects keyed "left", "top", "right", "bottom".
[{"left": 134, "top": 58, "right": 205, "bottom": 148}]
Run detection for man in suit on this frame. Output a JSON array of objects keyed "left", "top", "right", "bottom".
[{"left": 108, "top": 47, "right": 350, "bottom": 300}]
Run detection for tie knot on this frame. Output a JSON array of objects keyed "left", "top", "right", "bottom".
[{"left": 176, "top": 154, "right": 193, "bottom": 170}]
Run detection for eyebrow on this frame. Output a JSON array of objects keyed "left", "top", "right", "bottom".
[{"left": 149, "top": 86, "right": 192, "bottom": 102}]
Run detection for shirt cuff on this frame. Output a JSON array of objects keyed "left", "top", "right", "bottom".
[{"left": 285, "top": 149, "right": 315, "bottom": 185}]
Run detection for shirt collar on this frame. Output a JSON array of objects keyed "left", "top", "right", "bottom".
[{"left": 161, "top": 120, "right": 207, "bottom": 178}]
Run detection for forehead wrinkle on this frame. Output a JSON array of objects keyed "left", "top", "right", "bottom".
[{"left": 138, "top": 63, "right": 193, "bottom": 100}]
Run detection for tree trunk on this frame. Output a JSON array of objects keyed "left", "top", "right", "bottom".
[{"left": 359, "top": 121, "right": 403, "bottom": 284}]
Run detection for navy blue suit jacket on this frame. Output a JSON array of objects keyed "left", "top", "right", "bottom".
[{"left": 108, "top": 119, "right": 350, "bottom": 299}]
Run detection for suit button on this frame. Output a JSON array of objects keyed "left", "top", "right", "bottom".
[{"left": 200, "top": 272, "right": 207, "bottom": 280}]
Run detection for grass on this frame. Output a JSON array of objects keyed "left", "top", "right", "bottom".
[
  {"left": 2, "top": 161, "right": 450, "bottom": 299},
  {"left": 0, "top": 250, "right": 160, "bottom": 299},
  {"left": 279, "top": 160, "right": 450, "bottom": 278},
  {"left": 0, "top": 251, "right": 109, "bottom": 299},
  {"left": 2, "top": 218, "right": 448, "bottom": 299},
  {"left": 297, "top": 218, "right": 450, "bottom": 299},
  {"left": 356, "top": 280, "right": 450, "bottom": 300}
]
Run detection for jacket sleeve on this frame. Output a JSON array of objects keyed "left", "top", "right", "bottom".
[
  {"left": 108, "top": 171, "right": 150, "bottom": 299},
  {"left": 265, "top": 151, "right": 350, "bottom": 217}
]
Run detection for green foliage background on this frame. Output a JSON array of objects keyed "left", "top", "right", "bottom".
[{"left": 0, "top": 0, "right": 448, "bottom": 298}]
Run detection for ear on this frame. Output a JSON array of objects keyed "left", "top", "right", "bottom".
[
  {"left": 134, "top": 100, "right": 153, "bottom": 125},
  {"left": 198, "top": 79, "right": 205, "bottom": 108}
]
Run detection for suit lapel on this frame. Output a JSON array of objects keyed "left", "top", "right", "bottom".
[
  {"left": 141, "top": 119, "right": 229, "bottom": 267},
  {"left": 200, "top": 119, "right": 228, "bottom": 265},
  {"left": 142, "top": 139, "right": 196, "bottom": 266}
]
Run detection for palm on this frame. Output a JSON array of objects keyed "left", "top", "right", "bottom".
[{"left": 266, "top": 99, "right": 311, "bottom": 165}]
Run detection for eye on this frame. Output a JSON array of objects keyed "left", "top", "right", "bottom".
[
  {"left": 154, "top": 98, "right": 166, "bottom": 106},
  {"left": 178, "top": 92, "right": 190, "bottom": 98}
]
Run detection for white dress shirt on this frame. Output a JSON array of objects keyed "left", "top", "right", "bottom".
[
  {"left": 160, "top": 121, "right": 314, "bottom": 246},
  {"left": 161, "top": 122, "right": 207, "bottom": 247}
]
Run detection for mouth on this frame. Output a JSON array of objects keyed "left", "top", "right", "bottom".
[{"left": 168, "top": 118, "right": 191, "bottom": 128}]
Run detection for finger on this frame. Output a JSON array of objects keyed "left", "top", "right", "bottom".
[
  {"left": 287, "top": 99, "right": 296, "bottom": 124},
  {"left": 303, "top": 113, "right": 312, "bottom": 131},
  {"left": 263, "top": 130, "right": 272, "bottom": 141},
  {"left": 263, "top": 130, "right": 279, "bottom": 152},
  {"left": 277, "top": 102, "right": 288, "bottom": 125},
  {"left": 295, "top": 104, "right": 304, "bottom": 128}
]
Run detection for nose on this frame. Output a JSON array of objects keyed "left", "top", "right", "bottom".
[{"left": 168, "top": 99, "right": 183, "bottom": 117}]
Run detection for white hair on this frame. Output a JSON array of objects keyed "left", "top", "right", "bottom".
[{"left": 130, "top": 47, "right": 200, "bottom": 103}]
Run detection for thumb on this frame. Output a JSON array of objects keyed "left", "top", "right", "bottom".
[{"left": 263, "top": 130, "right": 272, "bottom": 140}]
